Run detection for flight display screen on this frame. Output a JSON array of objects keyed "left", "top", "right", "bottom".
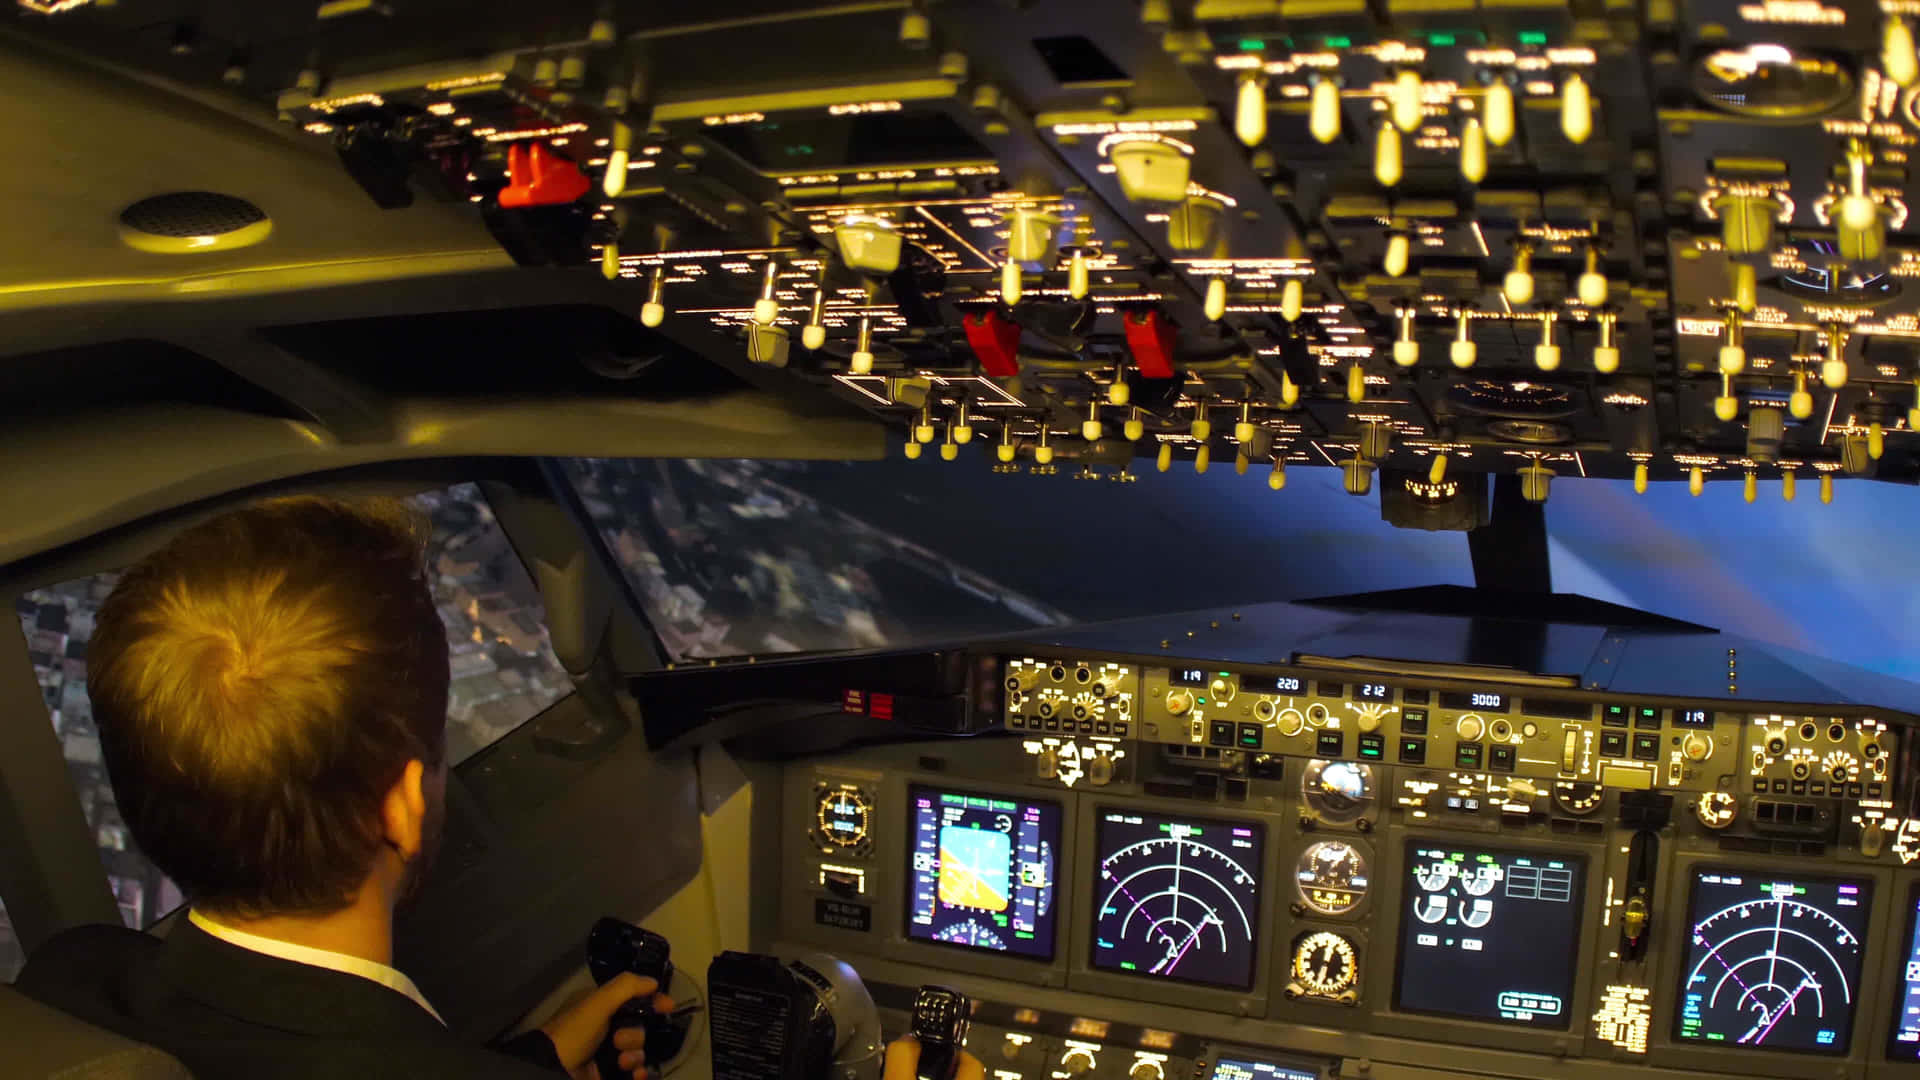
[
  {"left": 1889, "top": 885, "right": 1920, "bottom": 1059},
  {"left": 905, "top": 787, "right": 1059, "bottom": 960},
  {"left": 1092, "top": 809, "right": 1265, "bottom": 989},
  {"left": 1676, "top": 869, "right": 1870, "bottom": 1054},
  {"left": 1208, "top": 1057, "right": 1317, "bottom": 1080},
  {"left": 1394, "top": 843, "right": 1585, "bottom": 1029}
]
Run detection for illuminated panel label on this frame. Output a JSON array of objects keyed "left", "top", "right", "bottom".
[{"left": 1593, "top": 985, "right": 1653, "bottom": 1054}]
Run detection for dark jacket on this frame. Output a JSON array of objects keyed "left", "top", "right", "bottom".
[{"left": 15, "top": 918, "right": 566, "bottom": 1079}]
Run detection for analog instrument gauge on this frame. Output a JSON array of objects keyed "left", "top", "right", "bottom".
[
  {"left": 813, "top": 784, "right": 874, "bottom": 855},
  {"left": 1290, "top": 930, "right": 1359, "bottom": 999},
  {"left": 1302, "top": 760, "right": 1375, "bottom": 825},
  {"left": 1695, "top": 792, "right": 1737, "bottom": 830},
  {"left": 1295, "top": 839, "right": 1371, "bottom": 916},
  {"left": 1553, "top": 781, "right": 1603, "bottom": 816},
  {"left": 1896, "top": 819, "right": 1920, "bottom": 865}
]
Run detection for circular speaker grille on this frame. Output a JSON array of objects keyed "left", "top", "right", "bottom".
[
  {"left": 118, "top": 192, "right": 271, "bottom": 253},
  {"left": 121, "top": 192, "right": 265, "bottom": 237}
]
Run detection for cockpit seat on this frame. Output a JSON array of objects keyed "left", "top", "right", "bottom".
[{"left": 0, "top": 982, "right": 192, "bottom": 1079}]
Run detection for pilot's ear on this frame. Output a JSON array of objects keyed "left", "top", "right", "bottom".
[{"left": 381, "top": 758, "right": 430, "bottom": 859}]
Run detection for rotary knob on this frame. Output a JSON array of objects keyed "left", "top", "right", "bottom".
[
  {"left": 1682, "top": 732, "right": 1713, "bottom": 762},
  {"left": 1356, "top": 712, "right": 1383, "bottom": 734},
  {"left": 1166, "top": 689, "right": 1195, "bottom": 716},
  {"left": 1209, "top": 676, "right": 1236, "bottom": 704},
  {"left": 1456, "top": 714, "right": 1486, "bottom": 741},
  {"left": 1130, "top": 1061, "right": 1164, "bottom": 1080},
  {"left": 1063, "top": 1049, "right": 1097, "bottom": 1075}
]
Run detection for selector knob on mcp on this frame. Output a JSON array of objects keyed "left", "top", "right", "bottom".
[
  {"left": 1682, "top": 732, "right": 1713, "bottom": 762},
  {"left": 1166, "top": 689, "right": 1195, "bottom": 716},
  {"left": 1130, "top": 1061, "right": 1165, "bottom": 1080},
  {"left": 1456, "top": 714, "right": 1486, "bottom": 742},
  {"left": 1062, "top": 1048, "right": 1097, "bottom": 1075}
]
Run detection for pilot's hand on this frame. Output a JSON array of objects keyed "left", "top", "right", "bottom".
[
  {"left": 539, "top": 971, "right": 675, "bottom": 1080},
  {"left": 884, "top": 1035, "right": 986, "bottom": 1080}
]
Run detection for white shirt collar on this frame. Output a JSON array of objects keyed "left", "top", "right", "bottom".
[{"left": 188, "top": 908, "right": 446, "bottom": 1026}]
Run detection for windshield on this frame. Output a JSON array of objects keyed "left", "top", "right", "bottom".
[{"left": 563, "top": 456, "right": 1472, "bottom": 660}]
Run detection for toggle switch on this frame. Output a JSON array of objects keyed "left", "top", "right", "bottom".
[
  {"left": 1593, "top": 310, "right": 1620, "bottom": 373},
  {"left": 1390, "top": 69, "right": 1424, "bottom": 132},
  {"left": 1889, "top": 15, "right": 1919, "bottom": 87},
  {"left": 1269, "top": 458, "right": 1288, "bottom": 490},
  {"left": 1503, "top": 243, "right": 1535, "bottom": 305},
  {"left": 1068, "top": 249, "right": 1090, "bottom": 299},
  {"left": 1393, "top": 305, "right": 1419, "bottom": 367},
  {"left": 640, "top": 267, "right": 667, "bottom": 328},
  {"left": 1204, "top": 276, "right": 1228, "bottom": 321},
  {"left": 1823, "top": 325, "right": 1849, "bottom": 389},
  {"left": 1821, "top": 472, "right": 1835, "bottom": 503},
  {"left": 1374, "top": 121, "right": 1403, "bottom": 187},
  {"left": 1577, "top": 246, "right": 1608, "bottom": 307},
  {"left": 1719, "top": 312, "right": 1746, "bottom": 374},
  {"left": 1633, "top": 460, "right": 1648, "bottom": 493},
  {"left": 1782, "top": 469, "right": 1797, "bottom": 501},
  {"left": 1459, "top": 116, "right": 1487, "bottom": 183},
  {"left": 1451, "top": 307, "right": 1477, "bottom": 368},
  {"left": 1310, "top": 76, "right": 1342, "bottom": 143},
  {"left": 1281, "top": 278, "right": 1305, "bottom": 322},
  {"left": 752, "top": 260, "right": 781, "bottom": 326},
  {"left": 1235, "top": 74, "right": 1268, "bottom": 146},
  {"left": 1384, "top": 231, "right": 1410, "bottom": 278},
  {"left": 1534, "top": 308, "right": 1561, "bottom": 371},
  {"left": 1560, "top": 72, "right": 1592, "bottom": 144},
  {"left": 1484, "top": 79, "right": 1515, "bottom": 146}
]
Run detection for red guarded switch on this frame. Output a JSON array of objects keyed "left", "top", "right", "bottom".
[
  {"left": 1122, "top": 309, "right": 1177, "bottom": 379},
  {"left": 962, "top": 308, "right": 1022, "bottom": 376},
  {"left": 498, "top": 142, "right": 591, "bottom": 208}
]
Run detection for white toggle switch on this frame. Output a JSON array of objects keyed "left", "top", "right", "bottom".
[
  {"left": 1393, "top": 305, "right": 1419, "bottom": 367},
  {"left": 1191, "top": 415, "right": 1212, "bottom": 440},
  {"left": 1577, "top": 248, "right": 1607, "bottom": 307},
  {"left": 801, "top": 324, "right": 826, "bottom": 350},
  {"left": 1594, "top": 311, "right": 1620, "bottom": 373},
  {"left": 1083, "top": 415, "right": 1103, "bottom": 442},
  {"left": 1560, "top": 72, "right": 1592, "bottom": 144},
  {"left": 1719, "top": 314, "right": 1746, "bottom": 374},
  {"left": 1035, "top": 443, "right": 1054, "bottom": 465},
  {"left": 1714, "top": 393, "right": 1738, "bottom": 422},
  {"left": 1485, "top": 80, "right": 1515, "bottom": 146},
  {"left": 904, "top": 440, "right": 922, "bottom": 459},
  {"left": 1823, "top": 330, "right": 1849, "bottom": 388},
  {"left": 1535, "top": 310, "right": 1560, "bottom": 371},
  {"left": 954, "top": 422, "right": 973, "bottom": 444},
  {"left": 1384, "top": 232, "right": 1410, "bottom": 278},
  {"left": 1460, "top": 116, "right": 1487, "bottom": 182},
  {"left": 1374, "top": 122, "right": 1403, "bottom": 187},
  {"left": 1068, "top": 249, "right": 1090, "bottom": 299},
  {"left": 1269, "top": 459, "right": 1287, "bottom": 489},
  {"left": 1125, "top": 412, "right": 1145, "bottom": 440},
  {"left": 1390, "top": 69, "right": 1424, "bottom": 132},
  {"left": 1281, "top": 278, "right": 1304, "bottom": 322},
  {"left": 1790, "top": 371, "right": 1814, "bottom": 419},
  {"left": 1235, "top": 420, "right": 1256, "bottom": 444},
  {"left": 601, "top": 242, "right": 620, "bottom": 280},
  {"left": 851, "top": 350, "right": 875, "bottom": 374},
  {"left": 940, "top": 440, "right": 958, "bottom": 461},
  {"left": 997, "top": 441, "right": 1016, "bottom": 463},
  {"left": 1633, "top": 461, "right": 1648, "bottom": 493},
  {"left": 1194, "top": 444, "right": 1211, "bottom": 474},
  {"left": 1503, "top": 245, "right": 1534, "bottom": 305},
  {"left": 1156, "top": 442, "right": 1172, "bottom": 472},
  {"left": 1235, "top": 75, "right": 1268, "bottom": 147},
  {"left": 752, "top": 261, "right": 780, "bottom": 326},
  {"left": 640, "top": 265, "right": 668, "bottom": 327},
  {"left": 1205, "top": 277, "right": 1228, "bottom": 321},
  {"left": 802, "top": 284, "right": 827, "bottom": 350},
  {"left": 1451, "top": 309, "right": 1476, "bottom": 368},
  {"left": 1310, "top": 77, "right": 1341, "bottom": 143},
  {"left": 603, "top": 148, "right": 629, "bottom": 198},
  {"left": 1888, "top": 16, "right": 1919, "bottom": 87}
]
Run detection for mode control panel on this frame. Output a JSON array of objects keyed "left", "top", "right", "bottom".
[
  {"left": 1005, "top": 656, "right": 1139, "bottom": 789},
  {"left": 1131, "top": 667, "right": 1753, "bottom": 795}
]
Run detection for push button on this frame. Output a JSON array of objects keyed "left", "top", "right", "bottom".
[
  {"left": 1455, "top": 742, "right": 1483, "bottom": 769},
  {"left": 1238, "top": 723, "right": 1264, "bottom": 749},
  {"left": 1399, "top": 737, "right": 1427, "bottom": 764},
  {"left": 1489, "top": 744, "right": 1515, "bottom": 771},
  {"left": 1601, "top": 731, "right": 1628, "bottom": 757},
  {"left": 1358, "top": 732, "right": 1386, "bottom": 760},
  {"left": 1317, "top": 730, "right": 1344, "bottom": 757},
  {"left": 1402, "top": 709, "right": 1428, "bottom": 735},
  {"left": 1631, "top": 732, "right": 1661, "bottom": 761},
  {"left": 1210, "top": 721, "right": 1236, "bottom": 747}
]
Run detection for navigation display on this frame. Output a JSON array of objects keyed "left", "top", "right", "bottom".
[
  {"left": 1209, "top": 1057, "right": 1317, "bottom": 1080},
  {"left": 1889, "top": 885, "right": 1920, "bottom": 1060},
  {"left": 1676, "top": 869, "right": 1869, "bottom": 1054},
  {"left": 1092, "top": 809, "right": 1265, "bottom": 989},
  {"left": 1394, "top": 843, "right": 1585, "bottom": 1029},
  {"left": 906, "top": 787, "right": 1059, "bottom": 960}
]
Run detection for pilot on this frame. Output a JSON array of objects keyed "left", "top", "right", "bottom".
[{"left": 13, "top": 496, "right": 667, "bottom": 1079}]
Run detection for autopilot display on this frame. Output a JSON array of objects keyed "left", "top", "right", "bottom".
[
  {"left": 1889, "top": 886, "right": 1920, "bottom": 1060},
  {"left": 1394, "top": 843, "right": 1586, "bottom": 1029},
  {"left": 905, "top": 786, "right": 1060, "bottom": 959},
  {"left": 1676, "top": 870, "right": 1871, "bottom": 1054},
  {"left": 1208, "top": 1056, "right": 1318, "bottom": 1080},
  {"left": 1092, "top": 809, "right": 1265, "bottom": 989}
]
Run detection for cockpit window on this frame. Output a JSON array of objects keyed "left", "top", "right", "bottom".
[
  {"left": 1546, "top": 478, "right": 1920, "bottom": 681},
  {"left": 7, "top": 482, "right": 572, "bottom": 932},
  {"left": 560, "top": 457, "right": 1472, "bottom": 661}
]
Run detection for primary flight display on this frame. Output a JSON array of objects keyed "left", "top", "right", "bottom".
[
  {"left": 1092, "top": 809, "right": 1266, "bottom": 989},
  {"left": 906, "top": 786, "right": 1060, "bottom": 959}
]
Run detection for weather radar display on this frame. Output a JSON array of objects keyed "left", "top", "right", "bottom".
[
  {"left": 1676, "top": 870, "right": 1870, "bottom": 1054},
  {"left": 1092, "top": 809, "right": 1265, "bottom": 989},
  {"left": 906, "top": 787, "right": 1059, "bottom": 959}
]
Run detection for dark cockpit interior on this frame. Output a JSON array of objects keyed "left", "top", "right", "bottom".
[{"left": 7, "top": 3, "right": 1920, "bottom": 1080}]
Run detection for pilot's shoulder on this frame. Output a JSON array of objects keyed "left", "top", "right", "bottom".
[{"left": 16, "top": 922, "right": 157, "bottom": 989}]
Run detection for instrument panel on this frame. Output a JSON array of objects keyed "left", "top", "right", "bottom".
[{"left": 776, "top": 646, "right": 1920, "bottom": 1080}]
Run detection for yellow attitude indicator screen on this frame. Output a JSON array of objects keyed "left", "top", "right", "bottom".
[{"left": 906, "top": 786, "right": 1059, "bottom": 960}]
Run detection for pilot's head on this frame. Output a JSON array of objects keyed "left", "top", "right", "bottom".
[{"left": 88, "top": 495, "right": 452, "bottom": 921}]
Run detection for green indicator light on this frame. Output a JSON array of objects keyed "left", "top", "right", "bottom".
[
  {"left": 1429, "top": 32, "right": 1456, "bottom": 46},
  {"left": 1325, "top": 35, "right": 1352, "bottom": 48},
  {"left": 1016, "top": 931, "right": 1034, "bottom": 939},
  {"left": 1517, "top": 30, "right": 1548, "bottom": 45},
  {"left": 1239, "top": 38, "right": 1266, "bottom": 51},
  {"left": 1197, "top": 697, "right": 1207, "bottom": 704},
  {"left": 1121, "top": 961, "right": 1137, "bottom": 970}
]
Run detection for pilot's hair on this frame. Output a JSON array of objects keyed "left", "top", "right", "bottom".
[{"left": 88, "top": 495, "right": 450, "bottom": 919}]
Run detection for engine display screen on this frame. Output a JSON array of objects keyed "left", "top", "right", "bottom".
[
  {"left": 1888, "top": 885, "right": 1920, "bottom": 1059},
  {"left": 906, "top": 787, "right": 1059, "bottom": 960},
  {"left": 1394, "top": 843, "right": 1585, "bottom": 1029},
  {"left": 1208, "top": 1057, "right": 1318, "bottom": 1080},
  {"left": 1676, "top": 869, "right": 1870, "bottom": 1054},
  {"left": 1092, "top": 809, "right": 1265, "bottom": 989}
]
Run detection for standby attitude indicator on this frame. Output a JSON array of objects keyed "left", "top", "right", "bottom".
[
  {"left": 1676, "top": 871, "right": 1870, "bottom": 1054},
  {"left": 1093, "top": 810, "right": 1265, "bottom": 989},
  {"left": 907, "top": 787, "right": 1059, "bottom": 960}
]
